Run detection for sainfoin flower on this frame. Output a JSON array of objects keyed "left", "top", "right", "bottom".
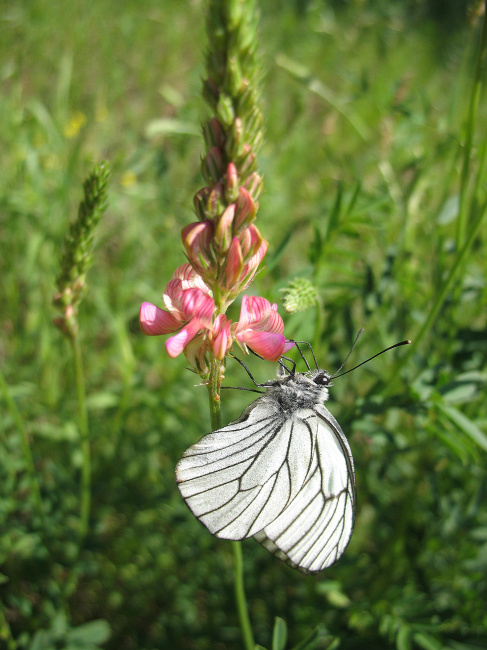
[
  {"left": 140, "top": 268, "right": 293, "bottom": 366},
  {"left": 233, "top": 296, "right": 294, "bottom": 362},
  {"left": 139, "top": 265, "right": 214, "bottom": 358}
]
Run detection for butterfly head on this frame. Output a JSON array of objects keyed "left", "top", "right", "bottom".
[{"left": 309, "top": 369, "right": 332, "bottom": 387}]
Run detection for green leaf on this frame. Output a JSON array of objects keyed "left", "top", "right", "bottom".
[
  {"left": 396, "top": 623, "right": 412, "bottom": 650},
  {"left": 316, "top": 580, "right": 350, "bottom": 608},
  {"left": 66, "top": 620, "right": 111, "bottom": 646},
  {"left": 436, "top": 402, "right": 487, "bottom": 452},
  {"left": 272, "top": 617, "right": 288, "bottom": 650},
  {"left": 145, "top": 118, "right": 200, "bottom": 138},
  {"left": 291, "top": 626, "right": 327, "bottom": 650},
  {"left": 29, "top": 631, "right": 55, "bottom": 650},
  {"left": 413, "top": 632, "right": 444, "bottom": 650}
]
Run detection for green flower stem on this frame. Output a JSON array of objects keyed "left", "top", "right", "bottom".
[
  {"left": 206, "top": 357, "right": 255, "bottom": 650},
  {"left": 62, "top": 333, "right": 91, "bottom": 603},
  {"left": 207, "top": 357, "right": 223, "bottom": 430},
  {"left": 71, "top": 333, "right": 91, "bottom": 544},
  {"left": 0, "top": 367, "right": 45, "bottom": 528},
  {"left": 232, "top": 541, "right": 256, "bottom": 650},
  {"left": 456, "top": 2, "right": 487, "bottom": 249}
]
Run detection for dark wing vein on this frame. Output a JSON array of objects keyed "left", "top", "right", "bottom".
[
  {"left": 176, "top": 399, "right": 315, "bottom": 541},
  {"left": 254, "top": 408, "right": 355, "bottom": 572}
]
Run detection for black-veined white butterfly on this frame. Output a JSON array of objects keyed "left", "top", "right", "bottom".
[{"left": 176, "top": 335, "right": 410, "bottom": 573}]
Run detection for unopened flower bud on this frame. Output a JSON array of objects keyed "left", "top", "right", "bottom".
[
  {"left": 217, "top": 93, "right": 235, "bottom": 127},
  {"left": 237, "top": 144, "right": 257, "bottom": 177},
  {"left": 233, "top": 187, "right": 256, "bottom": 233},
  {"left": 224, "top": 163, "right": 239, "bottom": 203},
  {"left": 207, "top": 182, "right": 225, "bottom": 220},
  {"left": 244, "top": 172, "right": 263, "bottom": 201},
  {"left": 228, "top": 56, "right": 243, "bottom": 97},
  {"left": 226, "top": 117, "right": 244, "bottom": 160},
  {"left": 201, "top": 146, "right": 225, "bottom": 185},
  {"left": 203, "top": 118, "right": 226, "bottom": 150},
  {"left": 239, "top": 224, "right": 264, "bottom": 261},
  {"left": 211, "top": 314, "right": 232, "bottom": 360},
  {"left": 181, "top": 221, "right": 214, "bottom": 273},
  {"left": 193, "top": 186, "right": 211, "bottom": 221},
  {"left": 215, "top": 204, "right": 236, "bottom": 254},
  {"left": 222, "top": 237, "right": 244, "bottom": 289}
]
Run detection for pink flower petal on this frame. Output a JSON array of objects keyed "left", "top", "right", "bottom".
[
  {"left": 283, "top": 339, "right": 295, "bottom": 353},
  {"left": 165, "top": 319, "right": 204, "bottom": 358},
  {"left": 172, "top": 263, "right": 211, "bottom": 293},
  {"left": 237, "top": 330, "right": 287, "bottom": 362},
  {"left": 238, "top": 295, "right": 267, "bottom": 328},
  {"left": 139, "top": 302, "right": 181, "bottom": 335},
  {"left": 163, "top": 281, "right": 214, "bottom": 327},
  {"left": 223, "top": 238, "right": 244, "bottom": 289},
  {"left": 180, "top": 287, "right": 215, "bottom": 328},
  {"left": 211, "top": 314, "right": 232, "bottom": 360},
  {"left": 163, "top": 278, "right": 185, "bottom": 313}
]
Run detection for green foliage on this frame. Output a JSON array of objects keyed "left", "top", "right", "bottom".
[{"left": 0, "top": 1, "right": 486, "bottom": 650}]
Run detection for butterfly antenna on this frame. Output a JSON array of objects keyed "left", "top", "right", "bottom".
[
  {"left": 291, "top": 342, "right": 312, "bottom": 371},
  {"left": 292, "top": 341, "right": 318, "bottom": 369},
  {"left": 329, "top": 329, "right": 365, "bottom": 379},
  {"left": 332, "top": 338, "right": 411, "bottom": 379},
  {"left": 229, "top": 354, "right": 263, "bottom": 387}
]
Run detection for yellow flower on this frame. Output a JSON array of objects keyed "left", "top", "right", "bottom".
[
  {"left": 64, "top": 112, "right": 87, "bottom": 138},
  {"left": 121, "top": 170, "right": 137, "bottom": 187}
]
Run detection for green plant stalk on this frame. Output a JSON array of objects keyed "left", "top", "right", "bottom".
[
  {"left": 62, "top": 333, "right": 91, "bottom": 603},
  {"left": 455, "top": 1, "right": 487, "bottom": 248},
  {"left": 0, "top": 367, "right": 45, "bottom": 528},
  {"left": 232, "top": 541, "right": 256, "bottom": 650},
  {"left": 206, "top": 358, "right": 255, "bottom": 650},
  {"left": 71, "top": 333, "right": 91, "bottom": 543},
  {"left": 402, "top": 198, "right": 487, "bottom": 366}
]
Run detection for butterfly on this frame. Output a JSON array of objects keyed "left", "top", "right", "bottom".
[{"left": 175, "top": 336, "right": 409, "bottom": 573}]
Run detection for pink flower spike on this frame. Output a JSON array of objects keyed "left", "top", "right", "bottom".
[
  {"left": 139, "top": 302, "right": 181, "bottom": 335},
  {"left": 166, "top": 319, "right": 204, "bottom": 358},
  {"left": 238, "top": 330, "right": 288, "bottom": 362}
]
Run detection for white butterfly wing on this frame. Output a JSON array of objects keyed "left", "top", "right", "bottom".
[
  {"left": 175, "top": 395, "right": 315, "bottom": 540},
  {"left": 254, "top": 404, "right": 356, "bottom": 573}
]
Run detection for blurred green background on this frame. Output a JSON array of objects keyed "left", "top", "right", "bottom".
[{"left": 1, "top": 0, "right": 486, "bottom": 649}]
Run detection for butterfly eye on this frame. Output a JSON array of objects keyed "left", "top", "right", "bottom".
[{"left": 313, "top": 372, "right": 329, "bottom": 386}]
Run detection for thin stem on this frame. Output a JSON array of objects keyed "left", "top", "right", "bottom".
[
  {"left": 71, "top": 333, "right": 91, "bottom": 544},
  {"left": 0, "top": 367, "right": 45, "bottom": 528},
  {"left": 207, "top": 357, "right": 223, "bottom": 431},
  {"left": 206, "top": 357, "right": 254, "bottom": 650},
  {"left": 62, "top": 333, "right": 92, "bottom": 603},
  {"left": 455, "top": 3, "right": 487, "bottom": 248},
  {"left": 232, "top": 541, "right": 256, "bottom": 650}
]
